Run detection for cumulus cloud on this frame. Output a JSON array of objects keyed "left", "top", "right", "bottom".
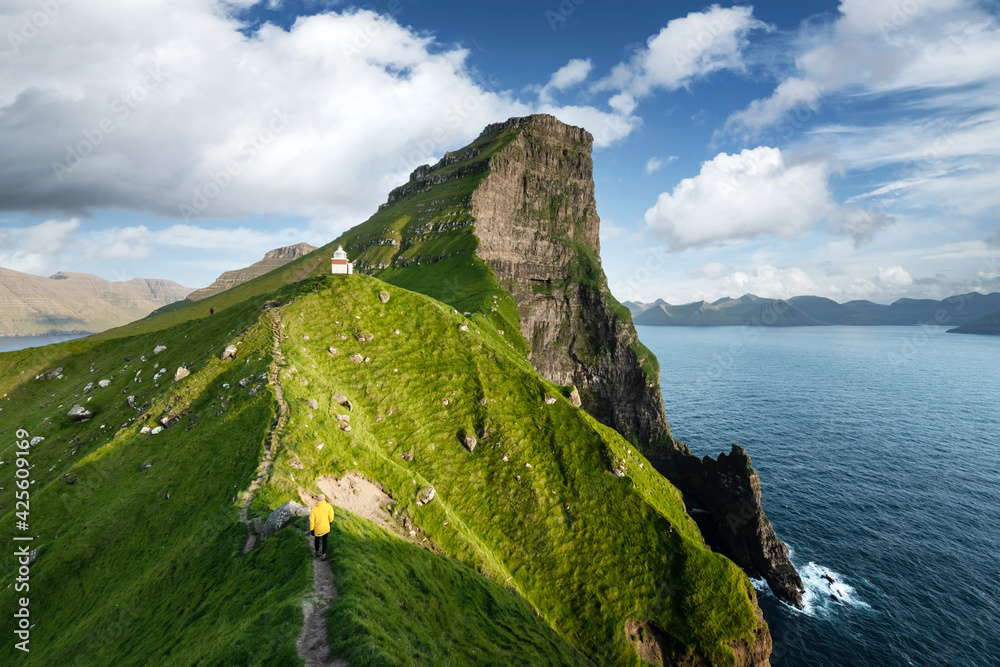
[
  {"left": 876, "top": 265, "right": 915, "bottom": 289},
  {"left": 719, "top": 265, "right": 818, "bottom": 300},
  {"left": 600, "top": 5, "right": 769, "bottom": 98},
  {"left": 643, "top": 146, "right": 835, "bottom": 250},
  {"left": 0, "top": 1, "right": 637, "bottom": 229}
]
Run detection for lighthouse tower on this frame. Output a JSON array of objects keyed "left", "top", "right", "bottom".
[{"left": 331, "top": 245, "right": 353, "bottom": 275}]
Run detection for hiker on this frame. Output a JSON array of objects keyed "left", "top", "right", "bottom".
[
  {"left": 309, "top": 494, "right": 334, "bottom": 560},
  {"left": 209, "top": 307, "right": 214, "bottom": 315}
]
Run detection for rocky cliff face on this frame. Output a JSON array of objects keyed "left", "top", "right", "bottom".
[
  {"left": 469, "top": 115, "right": 670, "bottom": 445},
  {"left": 187, "top": 242, "right": 317, "bottom": 301}
]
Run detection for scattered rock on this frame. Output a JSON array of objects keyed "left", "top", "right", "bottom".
[
  {"left": 569, "top": 386, "right": 582, "bottom": 407},
  {"left": 394, "top": 329, "right": 400, "bottom": 335},
  {"left": 349, "top": 353, "right": 363, "bottom": 364},
  {"left": 35, "top": 367, "right": 63, "bottom": 381},
  {"left": 98, "top": 379, "right": 111, "bottom": 388},
  {"left": 239, "top": 377, "right": 251, "bottom": 387},
  {"left": 29, "top": 436, "right": 44, "bottom": 446},
  {"left": 306, "top": 399, "right": 319, "bottom": 410},
  {"left": 128, "top": 395, "right": 137, "bottom": 408},
  {"left": 140, "top": 461, "right": 152, "bottom": 471},
  {"left": 220, "top": 345, "right": 238, "bottom": 360},
  {"left": 333, "top": 393, "right": 353, "bottom": 411},
  {"left": 460, "top": 431, "right": 477, "bottom": 453},
  {"left": 378, "top": 290, "right": 390, "bottom": 303},
  {"left": 334, "top": 413, "right": 350, "bottom": 423},
  {"left": 442, "top": 398, "right": 449, "bottom": 406},
  {"left": 288, "top": 456, "right": 304, "bottom": 470},
  {"left": 150, "top": 426, "right": 164, "bottom": 435},
  {"left": 160, "top": 414, "right": 181, "bottom": 428},
  {"left": 302, "top": 334, "right": 310, "bottom": 340},
  {"left": 67, "top": 405, "right": 92, "bottom": 422},
  {"left": 339, "top": 423, "right": 352, "bottom": 432},
  {"left": 83, "top": 382, "right": 95, "bottom": 394},
  {"left": 544, "top": 395, "right": 557, "bottom": 405},
  {"left": 459, "top": 324, "right": 469, "bottom": 332},
  {"left": 327, "top": 347, "right": 338, "bottom": 355},
  {"left": 401, "top": 452, "right": 414, "bottom": 462},
  {"left": 141, "top": 355, "right": 147, "bottom": 362},
  {"left": 140, "top": 425, "right": 151, "bottom": 434},
  {"left": 463, "top": 311, "right": 471, "bottom": 317},
  {"left": 262, "top": 300, "right": 281, "bottom": 311},
  {"left": 63, "top": 473, "right": 77, "bottom": 485},
  {"left": 154, "top": 345, "right": 167, "bottom": 354},
  {"left": 260, "top": 501, "right": 310, "bottom": 540},
  {"left": 418, "top": 486, "right": 436, "bottom": 504},
  {"left": 175, "top": 367, "right": 191, "bottom": 382}
]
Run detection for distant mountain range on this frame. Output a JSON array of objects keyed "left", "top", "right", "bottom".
[
  {"left": 0, "top": 268, "right": 191, "bottom": 337},
  {"left": 186, "top": 242, "right": 317, "bottom": 301},
  {"left": 626, "top": 292, "right": 1000, "bottom": 328}
]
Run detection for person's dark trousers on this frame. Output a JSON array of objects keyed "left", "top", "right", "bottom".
[{"left": 314, "top": 533, "right": 328, "bottom": 555}]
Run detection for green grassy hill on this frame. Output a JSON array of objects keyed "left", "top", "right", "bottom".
[{"left": 0, "top": 273, "right": 766, "bottom": 665}]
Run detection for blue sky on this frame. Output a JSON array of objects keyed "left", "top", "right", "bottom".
[{"left": 1, "top": 0, "right": 998, "bottom": 304}]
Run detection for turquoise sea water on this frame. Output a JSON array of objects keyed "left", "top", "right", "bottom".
[{"left": 639, "top": 325, "right": 1000, "bottom": 666}]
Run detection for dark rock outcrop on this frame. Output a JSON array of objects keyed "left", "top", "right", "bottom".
[
  {"left": 261, "top": 500, "right": 310, "bottom": 540},
  {"left": 647, "top": 444, "right": 805, "bottom": 609}
]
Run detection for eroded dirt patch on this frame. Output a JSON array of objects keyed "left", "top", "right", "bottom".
[{"left": 308, "top": 472, "right": 394, "bottom": 529}]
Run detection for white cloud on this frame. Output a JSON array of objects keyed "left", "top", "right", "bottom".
[
  {"left": 0, "top": 219, "right": 156, "bottom": 275},
  {"left": 725, "top": 0, "right": 1000, "bottom": 137},
  {"left": 600, "top": 5, "right": 770, "bottom": 98},
  {"left": 687, "top": 261, "right": 733, "bottom": 279},
  {"left": 985, "top": 229, "right": 1000, "bottom": 248},
  {"left": 646, "top": 157, "right": 663, "bottom": 174},
  {"left": 719, "top": 265, "right": 818, "bottom": 300},
  {"left": 876, "top": 265, "right": 914, "bottom": 288},
  {"left": 643, "top": 147, "right": 835, "bottom": 250},
  {"left": 0, "top": 2, "right": 636, "bottom": 229},
  {"left": 548, "top": 58, "right": 592, "bottom": 91}
]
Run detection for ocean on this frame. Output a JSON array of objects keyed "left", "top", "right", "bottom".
[
  {"left": 0, "top": 333, "right": 88, "bottom": 353},
  {"left": 638, "top": 324, "right": 1000, "bottom": 667}
]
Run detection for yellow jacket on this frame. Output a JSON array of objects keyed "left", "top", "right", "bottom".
[{"left": 309, "top": 501, "right": 334, "bottom": 536}]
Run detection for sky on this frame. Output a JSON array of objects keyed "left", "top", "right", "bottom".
[{"left": 1, "top": 0, "right": 998, "bottom": 304}]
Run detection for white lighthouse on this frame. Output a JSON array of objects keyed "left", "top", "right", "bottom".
[{"left": 331, "top": 245, "right": 353, "bottom": 275}]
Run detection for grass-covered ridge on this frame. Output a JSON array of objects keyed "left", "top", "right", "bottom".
[
  {"left": 1, "top": 272, "right": 765, "bottom": 665},
  {"left": 255, "top": 274, "right": 762, "bottom": 664}
]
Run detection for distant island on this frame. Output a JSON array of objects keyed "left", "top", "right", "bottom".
[
  {"left": 947, "top": 310, "right": 1000, "bottom": 336},
  {"left": 626, "top": 292, "right": 1000, "bottom": 329}
]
